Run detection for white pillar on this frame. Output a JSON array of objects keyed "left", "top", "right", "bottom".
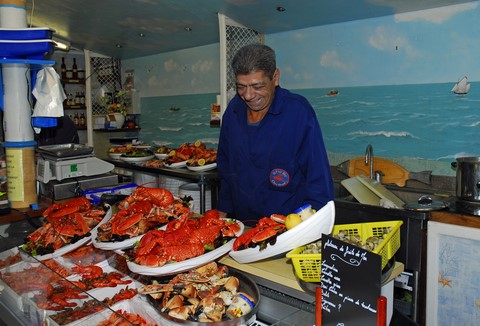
[
  {"left": 2, "top": 64, "right": 33, "bottom": 141},
  {"left": 0, "top": 0, "right": 37, "bottom": 208},
  {"left": 0, "top": 0, "right": 27, "bottom": 28}
]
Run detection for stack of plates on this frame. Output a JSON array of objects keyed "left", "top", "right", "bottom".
[
  {"left": 133, "top": 172, "right": 158, "bottom": 188},
  {"left": 178, "top": 183, "right": 211, "bottom": 213},
  {"left": 158, "top": 175, "right": 189, "bottom": 196}
]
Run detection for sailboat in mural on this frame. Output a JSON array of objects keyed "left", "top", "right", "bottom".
[{"left": 451, "top": 76, "right": 470, "bottom": 95}]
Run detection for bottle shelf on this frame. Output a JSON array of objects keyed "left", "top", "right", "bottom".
[
  {"left": 64, "top": 104, "right": 86, "bottom": 110},
  {"left": 61, "top": 78, "right": 85, "bottom": 84},
  {"left": 94, "top": 127, "right": 141, "bottom": 132}
]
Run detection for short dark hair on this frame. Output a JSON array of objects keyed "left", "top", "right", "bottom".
[{"left": 231, "top": 43, "right": 276, "bottom": 79}]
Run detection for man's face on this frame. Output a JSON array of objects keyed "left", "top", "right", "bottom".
[{"left": 236, "top": 69, "right": 279, "bottom": 112}]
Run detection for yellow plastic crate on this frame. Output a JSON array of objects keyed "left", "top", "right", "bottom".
[
  {"left": 286, "top": 246, "right": 322, "bottom": 282},
  {"left": 286, "top": 220, "right": 403, "bottom": 282}
]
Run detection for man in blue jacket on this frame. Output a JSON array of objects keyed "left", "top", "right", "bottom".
[{"left": 216, "top": 43, "right": 334, "bottom": 221}]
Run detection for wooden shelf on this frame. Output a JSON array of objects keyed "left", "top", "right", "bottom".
[
  {"left": 61, "top": 78, "right": 85, "bottom": 84},
  {"left": 64, "top": 104, "right": 86, "bottom": 110},
  {"left": 94, "top": 127, "right": 141, "bottom": 132}
]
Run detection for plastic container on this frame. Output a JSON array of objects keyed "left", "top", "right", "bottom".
[
  {"left": 294, "top": 204, "right": 314, "bottom": 220},
  {"left": 0, "top": 39, "right": 55, "bottom": 59},
  {"left": 286, "top": 220, "right": 403, "bottom": 282},
  {"left": 0, "top": 27, "right": 53, "bottom": 40}
]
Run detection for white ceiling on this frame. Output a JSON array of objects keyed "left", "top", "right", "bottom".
[{"left": 24, "top": 0, "right": 474, "bottom": 59}]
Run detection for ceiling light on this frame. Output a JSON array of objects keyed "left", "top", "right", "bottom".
[
  {"left": 138, "top": 33, "right": 145, "bottom": 37},
  {"left": 53, "top": 37, "right": 70, "bottom": 51},
  {"left": 276, "top": 6, "right": 286, "bottom": 12},
  {"left": 185, "top": 27, "right": 192, "bottom": 32},
  {"left": 116, "top": 44, "right": 122, "bottom": 48}
]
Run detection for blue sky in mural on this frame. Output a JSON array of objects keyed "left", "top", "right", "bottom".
[
  {"left": 126, "top": 2, "right": 480, "bottom": 95},
  {"left": 269, "top": 2, "right": 480, "bottom": 89}
]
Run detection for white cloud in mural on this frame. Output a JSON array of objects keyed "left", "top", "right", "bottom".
[
  {"left": 302, "top": 72, "right": 314, "bottom": 80},
  {"left": 320, "top": 50, "right": 350, "bottom": 71},
  {"left": 147, "top": 75, "right": 164, "bottom": 88},
  {"left": 369, "top": 26, "right": 419, "bottom": 57},
  {"left": 394, "top": 2, "right": 477, "bottom": 24},
  {"left": 191, "top": 60, "right": 214, "bottom": 73},
  {"left": 164, "top": 58, "right": 179, "bottom": 72},
  {"left": 291, "top": 32, "right": 307, "bottom": 41}
]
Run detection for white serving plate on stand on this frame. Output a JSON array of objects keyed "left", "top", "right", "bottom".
[
  {"left": 20, "top": 205, "right": 112, "bottom": 261},
  {"left": 124, "top": 220, "right": 244, "bottom": 276},
  {"left": 187, "top": 163, "right": 217, "bottom": 172},
  {"left": 229, "top": 201, "right": 335, "bottom": 264}
]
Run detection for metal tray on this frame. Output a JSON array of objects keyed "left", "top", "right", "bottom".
[
  {"left": 147, "top": 267, "right": 260, "bottom": 325},
  {"left": 37, "top": 143, "right": 94, "bottom": 158}
]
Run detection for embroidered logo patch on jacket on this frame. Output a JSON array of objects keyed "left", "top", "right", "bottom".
[{"left": 270, "top": 168, "right": 290, "bottom": 187}]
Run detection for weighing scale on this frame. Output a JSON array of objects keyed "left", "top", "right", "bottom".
[{"left": 36, "top": 144, "right": 118, "bottom": 200}]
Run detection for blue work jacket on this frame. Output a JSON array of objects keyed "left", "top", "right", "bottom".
[{"left": 216, "top": 87, "right": 334, "bottom": 221}]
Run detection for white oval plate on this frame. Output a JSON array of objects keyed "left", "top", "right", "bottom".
[
  {"left": 187, "top": 163, "right": 217, "bottom": 172},
  {"left": 125, "top": 220, "right": 244, "bottom": 276},
  {"left": 108, "top": 153, "right": 122, "bottom": 160},
  {"left": 229, "top": 201, "right": 335, "bottom": 264},
  {"left": 120, "top": 155, "right": 155, "bottom": 163},
  {"left": 164, "top": 160, "right": 187, "bottom": 169},
  {"left": 154, "top": 153, "right": 167, "bottom": 159},
  {"left": 91, "top": 211, "right": 147, "bottom": 251},
  {"left": 91, "top": 198, "right": 191, "bottom": 251},
  {"left": 20, "top": 204, "right": 112, "bottom": 261}
]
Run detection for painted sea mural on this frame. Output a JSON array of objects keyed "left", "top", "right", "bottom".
[
  {"left": 138, "top": 82, "right": 479, "bottom": 176},
  {"left": 123, "top": 3, "right": 480, "bottom": 176}
]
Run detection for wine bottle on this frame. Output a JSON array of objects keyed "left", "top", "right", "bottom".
[
  {"left": 73, "top": 112, "right": 79, "bottom": 126},
  {"left": 61, "top": 57, "right": 67, "bottom": 79},
  {"left": 72, "top": 58, "right": 78, "bottom": 79},
  {"left": 80, "top": 113, "right": 86, "bottom": 127}
]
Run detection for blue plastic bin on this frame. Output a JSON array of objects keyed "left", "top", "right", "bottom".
[
  {"left": 0, "top": 39, "right": 55, "bottom": 60},
  {"left": 0, "top": 27, "right": 54, "bottom": 40}
]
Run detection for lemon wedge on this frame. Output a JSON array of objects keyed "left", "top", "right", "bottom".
[
  {"left": 194, "top": 140, "right": 203, "bottom": 147},
  {"left": 285, "top": 213, "right": 302, "bottom": 230},
  {"left": 197, "top": 158, "right": 206, "bottom": 166}
]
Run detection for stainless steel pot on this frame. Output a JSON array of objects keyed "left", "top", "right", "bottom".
[{"left": 453, "top": 156, "right": 480, "bottom": 202}]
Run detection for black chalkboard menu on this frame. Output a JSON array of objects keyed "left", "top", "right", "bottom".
[{"left": 321, "top": 234, "right": 382, "bottom": 325}]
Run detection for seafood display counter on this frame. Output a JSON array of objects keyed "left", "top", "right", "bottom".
[
  {"left": 0, "top": 196, "right": 405, "bottom": 325},
  {"left": 105, "top": 158, "right": 219, "bottom": 214},
  {"left": 0, "top": 243, "right": 313, "bottom": 325}
]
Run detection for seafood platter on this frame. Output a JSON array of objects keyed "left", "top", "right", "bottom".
[
  {"left": 229, "top": 200, "right": 335, "bottom": 264},
  {"left": 142, "top": 261, "right": 260, "bottom": 324},
  {"left": 20, "top": 197, "right": 111, "bottom": 260},
  {"left": 108, "top": 144, "right": 154, "bottom": 162},
  {"left": 91, "top": 187, "right": 194, "bottom": 251},
  {"left": 144, "top": 141, "right": 218, "bottom": 171}
]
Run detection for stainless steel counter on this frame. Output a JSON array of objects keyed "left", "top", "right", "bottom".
[{"left": 105, "top": 158, "right": 219, "bottom": 213}]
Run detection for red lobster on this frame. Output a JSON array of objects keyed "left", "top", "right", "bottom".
[
  {"left": 133, "top": 210, "right": 241, "bottom": 267},
  {"left": 119, "top": 187, "right": 174, "bottom": 209},
  {"left": 111, "top": 200, "right": 153, "bottom": 236},
  {"left": 43, "top": 197, "right": 92, "bottom": 219},
  {"left": 233, "top": 216, "right": 286, "bottom": 251}
]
